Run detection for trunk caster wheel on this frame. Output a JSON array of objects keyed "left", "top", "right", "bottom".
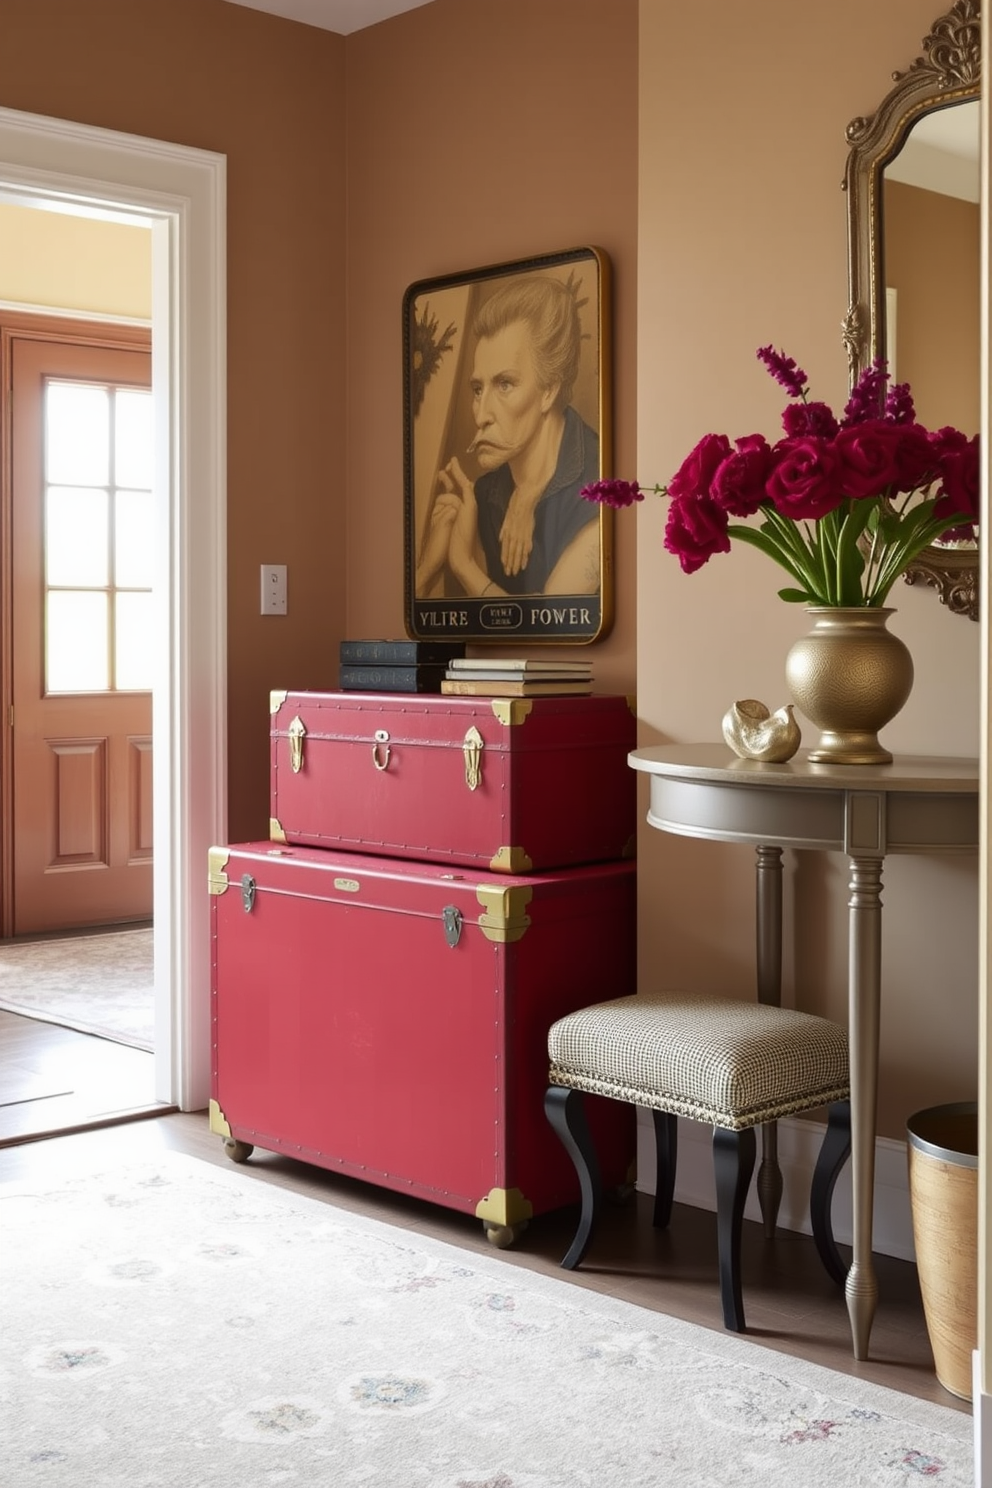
[
  {"left": 483, "top": 1220, "right": 528, "bottom": 1249},
  {"left": 223, "top": 1138, "right": 254, "bottom": 1163}
]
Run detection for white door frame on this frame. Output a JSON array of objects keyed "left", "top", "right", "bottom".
[{"left": 0, "top": 106, "right": 226, "bottom": 1111}]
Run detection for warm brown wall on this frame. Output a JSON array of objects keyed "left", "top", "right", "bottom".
[
  {"left": 343, "top": 0, "right": 639, "bottom": 693},
  {"left": 0, "top": 0, "right": 347, "bottom": 838},
  {"left": 638, "top": 0, "right": 980, "bottom": 1139},
  {"left": 884, "top": 179, "right": 981, "bottom": 433}
]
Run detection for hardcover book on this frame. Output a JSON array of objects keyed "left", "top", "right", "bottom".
[
  {"left": 339, "top": 663, "right": 448, "bottom": 693},
  {"left": 445, "top": 669, "right": 594, "bottom": 684},
  {"left": 440, "top": 679, "right": 593, "bottom": 698},
  {"left": 447, "top": 657, "right": 591, "bottom": 673},
  {"left": 339, "top": 639, "right": 466, "bottom": 666}
]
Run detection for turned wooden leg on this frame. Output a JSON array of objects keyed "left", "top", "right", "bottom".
[
  {"left": 544, "top": 1085, "right": 602, "bottom": 1270},
  {"left": 755, "top": 844, "right": 784, "bottom": 1238},
  {"left": 811, "top": 1099, "right": 852, "bottom": 1285},
  {"left": 713, "top": 1125, "right": 756, "bottom": 1332},
  {"left": 652, "top": 1109, "right": 678, "bottom": 1229}
]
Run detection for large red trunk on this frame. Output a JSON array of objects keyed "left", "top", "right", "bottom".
[
  {"left": 269, "top": 690, "right": 636, "bottom": 872},
  {"left": 210, "top": 841, "right": 635, "bottom": 1240}
]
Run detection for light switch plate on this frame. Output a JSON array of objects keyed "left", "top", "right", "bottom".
[{"left": 260, "top": 564, "right": 287, "bottom": 615}]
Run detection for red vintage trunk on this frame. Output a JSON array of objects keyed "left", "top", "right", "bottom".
[
  {"left": 209, "top": 841, "right": 635, "bottom": 1240},
  {"left": 269, "top": 690, "right": 636, "bottom": 872}
]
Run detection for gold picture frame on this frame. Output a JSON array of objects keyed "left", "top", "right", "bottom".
[{"left": 403, "top": 246, "right": 613, "bottom": 645}]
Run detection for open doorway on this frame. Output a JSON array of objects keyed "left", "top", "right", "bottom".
[{"left": 0, "top": 106, "right": 227, "bottom": 1116}]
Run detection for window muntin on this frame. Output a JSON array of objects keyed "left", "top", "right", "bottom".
[{"left": 44, "top": 379, "right": 153, "bottom": 694}]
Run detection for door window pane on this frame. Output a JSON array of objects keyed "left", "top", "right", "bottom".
[
  {"left": 43, "top": 380, "right": 153, "bottom": 696},
  {"left": 116, "top": 388, "right": 154, "bottom": 489},
  {"left": 46, "top": 488, "right": 109, "bottom": 587},
  {"left": 46, "top": 383, "right": 109, "bottom": 486},
  {"left": 47, "top": 592, "right": 108, "bottom": 692},
  {"left": 115, "top": 592, "right": 154, "bottom": 690},
  {"left": 115, "top": 490, "right": 154, "bottom": 588}
]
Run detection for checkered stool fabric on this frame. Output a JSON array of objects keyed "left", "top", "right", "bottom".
[{"left": 545, "top": 992, "right": 851, "bottom": 1333}]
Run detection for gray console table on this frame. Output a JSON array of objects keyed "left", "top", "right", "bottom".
[{"left": 628, "top": 744, "right": 979, "bottom": 1360}]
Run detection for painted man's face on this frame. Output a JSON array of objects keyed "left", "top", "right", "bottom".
[{"left": 468, "top": 320, "right": 558, "bottom": 472}]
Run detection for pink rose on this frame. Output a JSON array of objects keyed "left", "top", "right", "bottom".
[
  {"left": 667, "top": 433, "right": 732, "bottom": 501},
  {"left": 663, "top": 493, "right": 731, "bottom": 574},
  {"left": 711, "top": 434, "right": 772, "bottom": 516},
  {"left": 766, "top": 437, "right": 845, "bottom": 520}
]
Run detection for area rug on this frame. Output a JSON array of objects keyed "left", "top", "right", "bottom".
[
  {"left": 0, "top": 929, "right": 153, "bottom": 1050},
  {"left": 0, "top": 1152, "right": 972, "bottom": 1487}
]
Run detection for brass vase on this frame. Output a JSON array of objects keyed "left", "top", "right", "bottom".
[{"left": 784, "top": 607, "right": 913, "bottom": 765}]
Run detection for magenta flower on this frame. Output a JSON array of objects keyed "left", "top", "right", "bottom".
[
  {"left": 884, "top": 381, "right": 917, "bottom": 425},
  {"left": 834, "top": 420, "right": 905, "bottom": 500},
  {"left": 711, "top": 435, "right": 772, "bottom": 517},
  {"left": 663, "top": 494, "right": 731, "bottom": 574},
  {"left": 767, "top": 437, "right": 845, "bottom": 521},
  {"left": 841, "top": 359, "right": 889, "bottom": 425},
  {"left": 580, "top": 479, "right": 645, "bottom": 508},
  {"left": 588, "top": 346, "right": 979, "bottom": 606},
  {"left": 756, "top": 345, "right": 807, "bottom": 399},
  {"left": 935, "top": 435, "right": 980, "bottom": 524},
  {"left": 666, "top": 433, "right": 732, "bottom": 501},
  {"left": 782, "top": 400, "right": 839, "bottom": 440}
]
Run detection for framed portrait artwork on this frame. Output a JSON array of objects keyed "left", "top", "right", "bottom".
[{"left": 402, "top": 246, "right": 613, "bottom": 645}]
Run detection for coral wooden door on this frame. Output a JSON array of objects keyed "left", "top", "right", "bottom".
[{"left": 10, "top": 335, "right": 153, "bottom": 934}]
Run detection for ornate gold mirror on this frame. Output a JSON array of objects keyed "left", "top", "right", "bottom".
[{"left": 844, "top": 0, "right": 980, "bottom": 620}]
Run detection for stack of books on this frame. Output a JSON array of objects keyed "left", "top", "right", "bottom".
[
  {"left": 338, "top": 640, "right": 466, "bottom": 693},
  {"left": 440, "top": 658, "right": 593, "bottom": 698}
]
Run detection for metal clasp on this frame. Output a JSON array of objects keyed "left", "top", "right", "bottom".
[
  {"left": 288, "top": 715, "right": 306, "bottom": 773},
  {"left": 442, "top": 905, "right": 463, "bottom": 948},
  {"left": 372, "top": 728, "right": 391, "bottom": 771},
  {"left": 241, "top": 874, "right": 256, "bottom": 913},
  {"left": 463, "top": 725, "right": 483, "bottom": 791}
]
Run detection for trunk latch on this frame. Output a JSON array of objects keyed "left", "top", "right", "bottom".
[{"left": 442, "top": 904, "right": 463, "bottom": 947}]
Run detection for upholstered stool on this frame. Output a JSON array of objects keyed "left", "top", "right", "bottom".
[{"left": 545, "top": 992, "right": 851, "bottom": 1332}]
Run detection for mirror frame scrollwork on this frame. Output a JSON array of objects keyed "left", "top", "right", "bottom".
[{"left": 843, "top": 0, "right": 981, "bottom": 620}]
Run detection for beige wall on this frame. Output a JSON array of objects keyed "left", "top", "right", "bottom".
[
  {"left": 0, "top": 203, "right": 151, "bottom": 319},
  {"left": 0, "top": 0, "right": 977, "bottom": 1141},
  {"left": 0, "top": 0, "right": 348, "bottom": 839},
  {"left": 638, "top": 0, "right": 980, "bottom": 1138}
]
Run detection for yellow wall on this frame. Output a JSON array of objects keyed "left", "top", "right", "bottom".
[
  {"left": 638, "top": 0, "right": 979, "bottom": 1138},
  {"left": 0, "top": 202, "right": 151, "bottom": 319}
]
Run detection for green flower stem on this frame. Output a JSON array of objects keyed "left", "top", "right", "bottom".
[{"left": 724, "top": 490, "right": 969, "bottom": 607}]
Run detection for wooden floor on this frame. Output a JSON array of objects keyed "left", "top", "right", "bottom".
[
  {"left": 0, "top": 1011, "right": 966, "bottom": 1416},
  {"left": 0, "top": 1007, "right": 166, "bottom": 1145}
]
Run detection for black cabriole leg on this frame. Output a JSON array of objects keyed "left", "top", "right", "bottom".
[
  {"left": 652, "top": 1109, "right": 678, "bottom": 1229},
  {"left": 713, "top": 1125, "right": 756, "bottom": 1332},
  {"left": 544, "top": 1085, "right": 603, "bottom": 1270},
  {"left": 810, "top": 1098, "right": 852, "bottom": 1285}
]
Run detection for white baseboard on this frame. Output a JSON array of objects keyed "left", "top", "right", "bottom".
[
  {"left": 974, "top": 1357, "right": 990, "bottom": 1486},
  {"left": 635, "top": 1109, "right": 916, "bottom": 1262}
]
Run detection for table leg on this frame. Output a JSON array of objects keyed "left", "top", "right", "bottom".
[
  {"left": 755, "top": 844, "right": 783, "bottom": 1237},
  {"left": 846, "top": 853, "right": 883, "bottom": 1360}
]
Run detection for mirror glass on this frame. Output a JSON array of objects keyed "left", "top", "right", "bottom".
[{"left": 844, "top": 1, "right": 981, "bottom": 619}]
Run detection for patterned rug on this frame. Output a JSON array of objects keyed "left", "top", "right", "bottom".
[
  {"left": 0, "top": 929, "right": 153, "bottom": 1050},
  {"left": 1, "top": 1151, "right": 972, "bottom": 1487}
]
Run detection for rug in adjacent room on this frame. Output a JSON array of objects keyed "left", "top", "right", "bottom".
[
  {"left": 0, "top": 929, "right": 153, "bottom": 1050},
  {"left": 1, "top": 1151, "right": 972, "bottom": 1487}
]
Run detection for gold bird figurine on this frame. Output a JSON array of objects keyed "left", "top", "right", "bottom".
[{"left": 721, "top": 699, "right": 801, "bottom": 763}]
